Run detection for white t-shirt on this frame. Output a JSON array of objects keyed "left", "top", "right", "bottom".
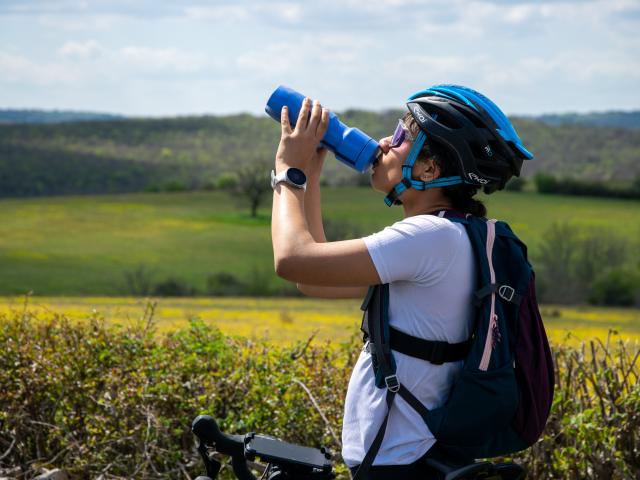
[{"left": 341, "top": 214, "right": 476, "bottom": 467}]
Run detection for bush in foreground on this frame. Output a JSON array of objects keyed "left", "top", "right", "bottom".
[{"left": 0, "top": 307, "right": 638, "bottom": 479}]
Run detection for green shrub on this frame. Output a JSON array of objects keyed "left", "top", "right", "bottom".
[
  {"left": 205, "top": 270, "right": 300, "bottom": 297},
  {"left": 513, "top": 334, "right": 640, "bottom": 479},
  {"left": 201, "top": 178, "right": 217, "bottom": 191},
  {"left": 0, "top": 308, "right": 355, "bottom": 479},
  {"left": 206, "top": 272, "right": 246, "bottom": 296},
  {"left": 0, "top": 308, "right": 638, "bottom": 479},
  {"left": 153, "top": 277, "right": 198, "bottom": 296},
  {"left": 505, "top": 177, "right": 526, "bottom": 192},
  {"left": 244, "top": 266, "right": 277, "bottom": 296},
  {"left": 533, "top": 172, "right": 640, "bottom": 199},
  {"left": 534, "top": 172, "right": 559, "bottom": 194},
  {"left": 323, "top": 218, "right": 363, "bottom": 241},
  {"left": 588, "top": 268, "right": 640, "bottom": 306},
  {"left": 535, "top": 223, "right": 630, "bottom": 304},
  {"left": 122, "top": 264, "right": 155, "bottom": 296},
  {"left": 215, "top": 173, "right": 238, "bottom": 190}
]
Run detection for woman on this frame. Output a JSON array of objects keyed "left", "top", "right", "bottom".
[{"left": 270, "top": 86, "right": 532, "bottom": 479}]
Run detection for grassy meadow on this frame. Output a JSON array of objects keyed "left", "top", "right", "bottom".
[
  {"left": 1, "top": 188, "right": 638, "bottom": 345},
  {"left": 0, "top": 188, "right": 638, "bottom": 296},
  {"left": 1, "top": 295, "right": 638, "bottom": 347}
]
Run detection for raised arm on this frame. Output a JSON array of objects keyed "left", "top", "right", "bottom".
[
  {"left": 271, "top": 99, "right": 380, "bottom": 293},
  {"left": 294, "top": 147, "right": 370, "bottom": 298}
]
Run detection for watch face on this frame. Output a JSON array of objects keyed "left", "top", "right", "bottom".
[{"left": 287, "top": 168, "right": 306, "bottom": 186}]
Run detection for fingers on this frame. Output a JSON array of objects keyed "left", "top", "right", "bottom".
[
  {"left": 308, "top": 99, "right": 322, "bottom": 133},
  {"left": 378, "top": 136, "right": 392, "bottom": 154},
  {"left": 316, "top": 107, "right": 329, "bottom": 139},
  {"left": 295, "top": 97, "right": 311, "bottom": 133},
  {"left": 281, "top": 106, "right": 292, "bottom": 135}
]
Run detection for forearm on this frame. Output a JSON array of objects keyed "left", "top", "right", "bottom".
[
  {"left": 304, "top": 176, "right": 326, "bottom": 243},
  {"left": 271, "top": 183, "right": 315, "bottom": 270}
]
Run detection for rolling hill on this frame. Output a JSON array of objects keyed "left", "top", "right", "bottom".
[{"left": 1, "top": 110, "right": 639, "bottom": 197}]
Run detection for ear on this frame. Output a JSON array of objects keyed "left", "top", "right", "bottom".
[{"left": 415, "top": 157, "right": 441, "bottom": 182}]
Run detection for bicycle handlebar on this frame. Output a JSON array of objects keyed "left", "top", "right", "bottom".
[
  {"left": 192, "top": 415, "right": 245, "bottom": 455},
  {"left": 192, "top": 415, "right": 257, "bottom": 480},
  {"left": 191, "top": 415, "right": 524, "bottom": 480},
  {"left": 192, "top": 415, "right": 334, "bottom": 480}
]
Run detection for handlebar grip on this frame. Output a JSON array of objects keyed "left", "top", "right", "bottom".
[
  {"left": 192, "top": 415, "right": 245, "bottom": 455},
  {"left": 192, "top": 415, "right": 256, "bottom": 480}
]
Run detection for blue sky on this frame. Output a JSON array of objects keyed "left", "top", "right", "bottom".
[{"left": 1, "top": 0, "right": 639, "bottom": 116}]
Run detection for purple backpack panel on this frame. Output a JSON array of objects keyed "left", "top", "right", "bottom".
[{"left": 512, "top": 274, "right": 555, "bottom": 444}]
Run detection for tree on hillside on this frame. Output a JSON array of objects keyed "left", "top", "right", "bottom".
[{"left": 232, "top": 156, "right": 272, "bottom": 217}]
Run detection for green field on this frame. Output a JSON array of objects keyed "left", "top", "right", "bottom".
[{"left": 0, "top": 189, "right": 638, "bottom": 296}]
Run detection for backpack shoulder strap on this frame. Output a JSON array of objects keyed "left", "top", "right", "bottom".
[{"left": 360, "top": 284, "right": 397, "bottom": 390}]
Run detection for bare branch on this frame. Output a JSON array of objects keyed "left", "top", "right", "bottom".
[{"left": 291, "top": 379, "right": 341, "bottom": 448}]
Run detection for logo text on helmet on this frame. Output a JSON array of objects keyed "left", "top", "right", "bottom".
[
  {"left": 468, "top": 172, "right": 489, "bottom": 184},
  {"left": 412, "top": 105, "right": 428, "bottom": 123},
  {"left": 484, "top": 145, "right": 493, "bottom": 157}
]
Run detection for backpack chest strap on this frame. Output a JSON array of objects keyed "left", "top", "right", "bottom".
[
  {"left": 389, "top": 327, "right": 472, "bottom": 365},
  {"left": 361, "top": 285, "right": 471, "bottom": 367}
]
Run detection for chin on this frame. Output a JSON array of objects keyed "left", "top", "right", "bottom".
[
  {"left": 370, "top": 173, "right": 384, "bottom": 193},
  {"left": 370, "top": 172, "right": 398, "bottom": 194}
]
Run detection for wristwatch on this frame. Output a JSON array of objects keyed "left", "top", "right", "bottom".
[{"left": 271, "top": 168, "right": 307, "bottom": 191}]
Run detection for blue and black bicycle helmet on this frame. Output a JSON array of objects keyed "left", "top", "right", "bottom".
[{"left": 384, "top": 85, "right": 533, "bottom": 206}]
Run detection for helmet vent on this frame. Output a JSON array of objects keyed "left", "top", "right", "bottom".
[
  {"left": 430, "top": 109, "right": 461, "bottom": 129},
  {"left": 451, "top": 103, "right": 485, "bottom": 128}
]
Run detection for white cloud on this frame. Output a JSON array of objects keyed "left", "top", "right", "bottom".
[
  {"left": 0, "top": 42, "right": 212, "bottom": 90},
  {"left": 58, "top": 40, "right": 104, "bottom": 60},
  {"left": 0, "top": 50, "right": 78, "bottom": 85},
  {"left": 388, "top": 55, "right": 473, "bottom": 76},
  {"left": 235, "top": 33, "right": 374, "bottom": 79},
  {"left": 274, "top": 3, "right": 303, "bottom": 23},
  {"left": 118, "top": 46, "right": 209, "bottom": 73},
  {"left": 36, "top": 13, "right": 123, "bottom": 31},
  {"left": 183, "top": 5, "right": 250, "bottom": 22},
  {"left": 1, "top": 0, "right": 639, "bottom": 114}
]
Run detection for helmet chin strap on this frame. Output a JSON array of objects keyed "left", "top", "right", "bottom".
[{"left": 384, "top": 131, "right": 463, "bottom": 207}]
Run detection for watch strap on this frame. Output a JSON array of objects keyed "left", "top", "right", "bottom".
[{"left": 271, "top": 169, "right": 307, "bottom": 191}]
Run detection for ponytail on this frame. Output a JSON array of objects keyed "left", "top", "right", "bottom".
[{"left": 442, "top": 185, "right": 487, "bottom": 217}]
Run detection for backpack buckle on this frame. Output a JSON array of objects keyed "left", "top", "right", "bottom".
[
  {"left": 429, "top": 342, "right": 447, "bottom": 365},
  {"left": 384, "top": 375, "right": 400, "bottom": 393},
  {"left": 498, "top": 285, "right": 515, "bottom": 302}
]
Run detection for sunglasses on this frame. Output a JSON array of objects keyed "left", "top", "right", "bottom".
[{"left": 390, "top": 119, "right": 415, "bottom": 148}]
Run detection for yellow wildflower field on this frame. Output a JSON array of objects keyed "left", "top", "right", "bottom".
[{"left": 1, "top": 296, "right": 638, "bottom": 347}]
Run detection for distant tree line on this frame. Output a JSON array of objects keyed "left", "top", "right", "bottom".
[
  {"left": 0, "top": 109, "right": 124, "bottom": 124},
  {"left": 533, "top": 172, "right": 640, "bottom": 199},
  {"left": 2, "top": 111, "right": 640, "bottom": 199},
  {"left": 0, "top": 144, "right": 186, "bottom": 196}
]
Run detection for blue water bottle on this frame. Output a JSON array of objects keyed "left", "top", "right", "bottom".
[{"left": 265, "top": 86, "right": 381, "bottom": 173}]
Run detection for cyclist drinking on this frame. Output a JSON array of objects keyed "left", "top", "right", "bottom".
[{"left": 270, "top": 86, "right": 533, "bottom": 480}]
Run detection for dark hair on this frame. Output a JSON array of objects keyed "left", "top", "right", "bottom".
[{"left": 403, "top": 113, "right": 487, "bottom": 217}]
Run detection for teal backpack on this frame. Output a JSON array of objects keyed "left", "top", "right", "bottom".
[{"left": 353, "top": 212, "right": 554, "bottom": 478}]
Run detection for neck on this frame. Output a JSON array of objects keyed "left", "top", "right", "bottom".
[{"left": 402, "top": 200, "right": 454, "bottom": 218}]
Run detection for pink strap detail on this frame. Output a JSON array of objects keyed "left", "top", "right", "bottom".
[{"left": 479, "top": 219, "right": 498, "bottom": 371}]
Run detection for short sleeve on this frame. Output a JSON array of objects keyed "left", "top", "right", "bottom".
[{"left": 363, "top": 216, "right": 463, "bottom": 285}]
